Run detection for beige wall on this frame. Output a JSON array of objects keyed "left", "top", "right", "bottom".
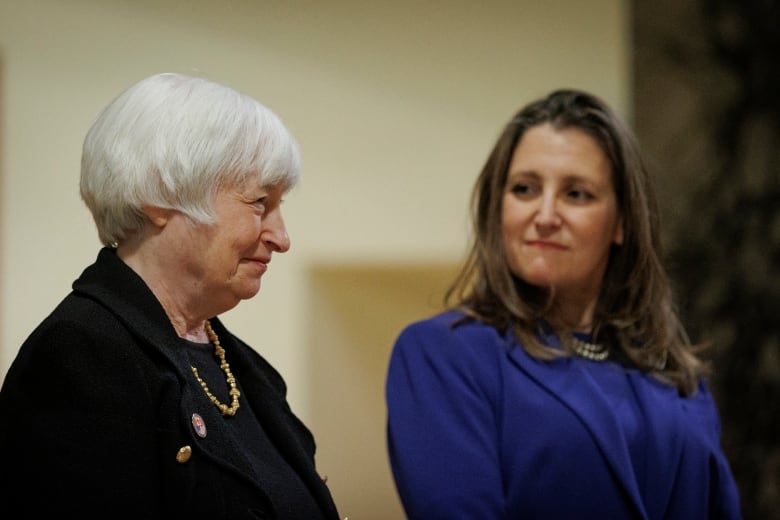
[{"left": 0, "top": 1, "right": 629, "bottom": 517}]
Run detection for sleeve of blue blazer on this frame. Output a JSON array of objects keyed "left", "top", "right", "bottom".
[{"left": 386, "top": 314, "right": 508, "bottom": 518}]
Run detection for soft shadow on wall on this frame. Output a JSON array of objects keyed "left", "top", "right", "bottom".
[{"left": 306, "top": 263, "right": 458, "bottom": 519}]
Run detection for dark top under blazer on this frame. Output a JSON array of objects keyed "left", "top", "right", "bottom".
[
  {"left": 0, "top": 247, "right": 340, "bottom": 520},
  {"left": 386, "top": 311, "right": 742, "bottom": 519}
]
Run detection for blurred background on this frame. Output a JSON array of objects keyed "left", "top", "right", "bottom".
[
  {"left": 0, "top": 1, "right": 776, "bottom": 518},
  {"left": 634, "top": 2, "right": 779, "bottom": 518}
]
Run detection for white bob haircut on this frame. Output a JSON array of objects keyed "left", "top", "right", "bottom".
[{"left": 80, "top": 72, "right": 301, "bottom": 246}]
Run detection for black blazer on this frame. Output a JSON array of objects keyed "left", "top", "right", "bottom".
[{"left": 0, "top": 248, "right": 340, "bottom": 520}]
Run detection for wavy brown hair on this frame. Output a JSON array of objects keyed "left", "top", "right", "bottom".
[{"left": 445, "top": 89, "right": 707, "bottom": 396}]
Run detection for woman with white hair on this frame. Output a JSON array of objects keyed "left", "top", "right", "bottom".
[{"left": 0, "top": 72, "right": 341, "bottom": 520}]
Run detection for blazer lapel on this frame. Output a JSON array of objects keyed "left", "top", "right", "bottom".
[
  {"left": 212, "top": 321, "right": 339, "bottom": 519},
  {"left": 505, "top": 332, "right": 649, "bottom": 520}
]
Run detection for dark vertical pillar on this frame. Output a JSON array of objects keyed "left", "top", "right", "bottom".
[{"left": 633, "top": 1, "right": 780, "bottom": 518}]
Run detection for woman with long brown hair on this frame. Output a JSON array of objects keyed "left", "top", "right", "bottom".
[{"left": 386, "top": 89, "right": 741, "bottom": 519}]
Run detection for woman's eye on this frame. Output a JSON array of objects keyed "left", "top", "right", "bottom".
[
  {"left": 567, "top": 188, "right": 593, "bottom": 201},
  {"left": 510, "top": 183, "right": 534, "bottom": 196},
  {"left": 252, "top": 198, "right": 267, "bottom": 212}
]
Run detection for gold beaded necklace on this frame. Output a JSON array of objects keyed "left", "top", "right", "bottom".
[{"left": 190, "top": 320, "right": 241, "bottom": 416}]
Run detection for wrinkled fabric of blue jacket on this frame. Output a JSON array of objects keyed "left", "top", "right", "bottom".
[{"left": 386, "top": 311, "right": 742, "bottom": 520}]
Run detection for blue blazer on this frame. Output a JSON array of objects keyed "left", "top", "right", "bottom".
[{"left": 386, "top": 311, "right": 741, "bottom": 519}]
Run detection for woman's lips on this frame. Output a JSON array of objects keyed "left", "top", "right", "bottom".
[{"left": 525, "top": 240, "right": 566, "bottom": 250}]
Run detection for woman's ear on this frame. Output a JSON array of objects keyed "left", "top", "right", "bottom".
[{"left": 141, "top": 206, "right": 172, "bottom": 229}]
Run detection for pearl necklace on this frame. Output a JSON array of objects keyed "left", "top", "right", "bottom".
[
  {"left": 570, "top": 335, "right": 609, "bottom": 361},
  {"left": 190, "top": 320, "right": 241, "bottom": 416}
]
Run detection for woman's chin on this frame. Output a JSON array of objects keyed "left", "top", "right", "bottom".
[
  {"left": 519, "top": 269, "right": 557, "bottom": 288},
  {"left": 234, "top": 280, "right": 262, "bottom": 301}
]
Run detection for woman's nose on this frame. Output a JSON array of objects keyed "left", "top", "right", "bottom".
[
  {"left": 534, "top": 195, "right": 561, "bottom": 228},
  {"left": 262, "top": 216, "right": 291, "bottom": 253}
]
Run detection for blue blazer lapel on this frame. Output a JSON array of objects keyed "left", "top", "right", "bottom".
[{"left": 505, "top": 333, "right": 649, "bottom": 520}]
